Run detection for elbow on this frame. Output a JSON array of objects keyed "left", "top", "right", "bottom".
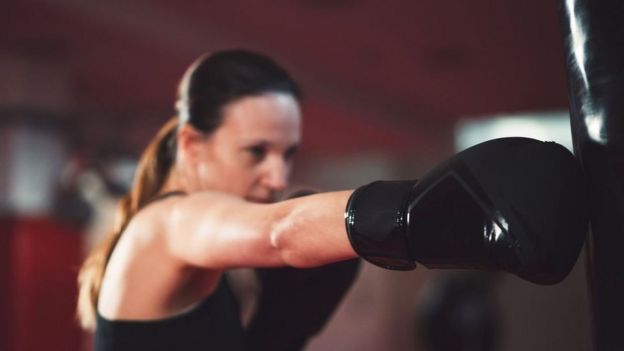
[{"left": 269, "top": 211, "right": 316, "bottom": 268}]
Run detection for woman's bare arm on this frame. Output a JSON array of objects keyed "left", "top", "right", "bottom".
[{"left": 161, "top": 191, "right": 357, "bottom": 269}]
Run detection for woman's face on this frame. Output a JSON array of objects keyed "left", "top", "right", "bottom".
[{"left": 181, "top": 92, "right": 301, "bottom": 203}]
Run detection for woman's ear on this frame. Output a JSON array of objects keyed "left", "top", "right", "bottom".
[{"left": 176, "top": 124, "right": 208, "bottom": 162}]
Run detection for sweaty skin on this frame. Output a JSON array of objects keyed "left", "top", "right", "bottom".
[{"left": 97, "top": 93, "right": 357, "bottom": 321}]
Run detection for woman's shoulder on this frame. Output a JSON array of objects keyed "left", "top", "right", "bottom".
[
  {"left": 125, "top": 192, "right": 187, "bottom": 239},
  {"left": 149, "top": 191, "right": 252, "bottom": 220},
  {"left": 127, "top": 190, "right": 254, "bottom": 245}
]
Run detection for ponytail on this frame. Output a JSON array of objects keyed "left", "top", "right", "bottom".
[{"left": 76, "top": 117, "right": 178, "bottom": 330}]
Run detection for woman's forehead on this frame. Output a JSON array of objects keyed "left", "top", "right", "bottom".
[{"left": 219, "top": 93, "right": 301, "bottom": 142}]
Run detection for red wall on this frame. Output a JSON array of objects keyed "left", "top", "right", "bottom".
[{"left": 0, "top": 218, "right": 84, "bottom": 351}]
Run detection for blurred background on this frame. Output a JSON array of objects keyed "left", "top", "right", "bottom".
[{"left": 0, "top": 1, "right": 591, "bottom": 350}]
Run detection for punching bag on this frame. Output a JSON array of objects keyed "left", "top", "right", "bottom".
[{"left": 558, "top": 1, "right": 624, "bottom": 350}]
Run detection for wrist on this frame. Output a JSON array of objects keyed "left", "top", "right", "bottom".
[{"left": 344, "top": 180, "right": 418, "bottom": 270}]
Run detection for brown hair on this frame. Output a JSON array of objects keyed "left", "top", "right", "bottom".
[{"left": 76, "top": 117, "right": 178, "bottom": 330}]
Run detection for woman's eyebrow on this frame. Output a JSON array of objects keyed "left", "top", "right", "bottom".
[
  {"left": 240, "top": 140, "right": 270, "bottom": 147},
  {"left": 241, "top": 140, "right": 300, "bottom": 150}
]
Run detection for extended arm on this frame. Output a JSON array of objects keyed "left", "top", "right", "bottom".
[
  {"left": 163, "top": 137, "right": 587, "bottom": 285},
  {"left": 163, "top": 190, "right": 356, "bottom": 269}
]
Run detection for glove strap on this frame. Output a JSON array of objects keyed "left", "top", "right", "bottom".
[{"left": 344, "top": 180, "right": 418, "bottom": 270}]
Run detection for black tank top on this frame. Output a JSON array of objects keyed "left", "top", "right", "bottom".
[
  {"left": 95, "top": 279, "right": 245, "bottom": 351},
  {"left": 94, "top": 191, "right": 245, "bottom": 351}
]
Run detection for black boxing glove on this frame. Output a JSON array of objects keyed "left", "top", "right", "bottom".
[{"left": 345, "top": 137, "right": 588, "bottom": 285}]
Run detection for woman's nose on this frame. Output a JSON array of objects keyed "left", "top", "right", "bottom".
[{"left": 262, "top": 158, "right": 289, "bottom": 191}]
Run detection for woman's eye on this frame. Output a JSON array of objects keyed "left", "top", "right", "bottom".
[
  {"left": 284, "top": 146, "right": 299, "bottom": 161},
  {"left": 248, "top": 146, "right": 267, "bottom": 160}
]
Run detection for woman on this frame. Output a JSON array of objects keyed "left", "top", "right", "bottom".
[
  {"left": 77, "top": 48, "right": 586, "bottom": 351},
  {"left": 77, "top": 50, "right": 360, "bottom": 351}
]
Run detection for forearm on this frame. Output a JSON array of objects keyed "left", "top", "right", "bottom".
[
  {"left": 269, "top": 190, "right": 357, "bottom": 268},
  {"left": 166, "top": 190, "right": 355, "bottom": 269}
]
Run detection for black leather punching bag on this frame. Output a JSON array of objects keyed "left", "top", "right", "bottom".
[{"left": 558, "top": 1, "right": 624, "bottom": 349}]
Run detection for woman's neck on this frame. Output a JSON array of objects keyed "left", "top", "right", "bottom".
[{"left": 160, "top": 167, "right": 186, "bottom": 194}]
